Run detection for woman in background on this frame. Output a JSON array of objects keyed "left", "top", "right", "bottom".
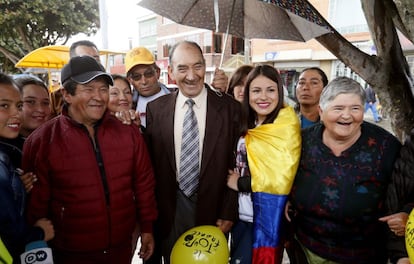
[
  {"left": 109, "top": 74, "right": 140, "bottom": 127},
  {"left": 227, "top": 65, "right": 253, "bottom": 102},
  {"left": 14, "top": 76, "right": 51, "bottom": 138},
  {"left": 108, "top": 74, "right": 133, "bottom": 113},
  {"left": 12, "top": 76, "right": 51, "bottom": 192}
]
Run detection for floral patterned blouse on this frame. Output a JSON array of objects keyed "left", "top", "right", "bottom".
[{"left": 290, "top": 121, "right": 401, "bottom": 263}]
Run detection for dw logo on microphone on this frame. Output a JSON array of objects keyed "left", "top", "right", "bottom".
[
  {"left": 20, "top": 241, "right": 53, "bottom": 264},
  {"left": 24, "top": 249, "right": 48, "bottom": 263}
]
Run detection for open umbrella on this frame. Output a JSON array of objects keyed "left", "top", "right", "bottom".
[{"left": 138, "top": 0, "right": 330, "bottom": 42}]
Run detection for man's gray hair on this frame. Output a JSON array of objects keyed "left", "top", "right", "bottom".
[{"left": 168, "top": 40, "right": 205, "bottom": 66}]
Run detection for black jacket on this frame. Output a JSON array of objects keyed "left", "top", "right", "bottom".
[{"left": 385, "top": 129, "right": 414, "bottom": 262}]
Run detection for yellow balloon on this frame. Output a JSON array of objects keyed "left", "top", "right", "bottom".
[
  {"left": 406, "top": 209, "right": 414, "bottom": 262},
  {"left": 170, "top": 225, "right": 229, "bottom": 264}
]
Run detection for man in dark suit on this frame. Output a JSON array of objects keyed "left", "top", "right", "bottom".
[{"left": 146, "top": 41, "right": 240, "bottom": 262}]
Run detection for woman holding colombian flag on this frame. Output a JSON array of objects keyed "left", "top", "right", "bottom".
[{"left": 227, "top": 64, "right": 301, "bottom": 264}]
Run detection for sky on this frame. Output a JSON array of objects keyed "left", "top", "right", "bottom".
[{"left": 67, "top": 0, "right": 151, "bottom": 51}]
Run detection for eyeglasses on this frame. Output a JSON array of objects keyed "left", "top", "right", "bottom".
[{"left": 130, "top": 70, "right": 156, "bottom": 81}]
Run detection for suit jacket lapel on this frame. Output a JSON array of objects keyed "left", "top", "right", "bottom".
[
  {"left": 162, "top": 93, "right": 178, "bottom": 173},
  {"left": 200, "top": 88, "right": 224, "bottom": 177}
]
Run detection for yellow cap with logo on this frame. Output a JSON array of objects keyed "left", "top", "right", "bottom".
[{"left": 125, "top": 47, "right": 155, "bottom": 75}]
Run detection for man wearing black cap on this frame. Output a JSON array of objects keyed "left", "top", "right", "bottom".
[{"left": 22, "top": 56, "right": 157, "bottom": 264}]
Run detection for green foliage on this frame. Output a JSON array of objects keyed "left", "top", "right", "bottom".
[{"left": 0, "top": 0, "right": 99, "bottom": 73}]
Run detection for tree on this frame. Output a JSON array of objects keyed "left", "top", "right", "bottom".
[
  {"left": 313, "top": 0, "right": 414, "bottom": 140},
  {"left": 0, "top": 0, "right": 99, "bottom": 72}
]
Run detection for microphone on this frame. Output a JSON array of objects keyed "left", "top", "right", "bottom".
[{"left": 20, "top": 241, "right": 53, "bottom": 264}]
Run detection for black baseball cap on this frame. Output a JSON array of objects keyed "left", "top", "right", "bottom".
[{"left": 61, "top": 56, "right": 113, "bottom": 85}]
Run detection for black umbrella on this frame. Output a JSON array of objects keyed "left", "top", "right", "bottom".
[{"left": 139, "top": 0, "right": 330, "bottom": 42}]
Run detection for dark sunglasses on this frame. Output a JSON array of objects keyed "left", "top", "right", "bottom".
[{"left": 130, "top": 70, "right": 156, "bottom": 81}]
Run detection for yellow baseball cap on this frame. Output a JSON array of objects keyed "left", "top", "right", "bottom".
[{"left": 125, "top": 47, "right": 155, "bottom": 75}]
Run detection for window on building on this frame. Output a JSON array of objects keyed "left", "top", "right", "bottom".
[
  {"left": 162, "top": 39, "right": 176, "bottom": 58},
  {"left": 139, "top": 18, "right": 157, "bottom": 38},
  {"left": 333, "top": 60, "right": 366, "bottom": 87},
  {"left": 279, "top": 70, "right": 297, "bottom": 99},
  {"left": 108, "top": 55, "right": 115, "bottom": 68},
  {"left": 213, "top": 33, "right": 222, "bottom": 53},
  {"left": 163, "top": 43, "right": 171, "bottom": 58},
  {"left": 140, "top": 24, "right": 156, "bottom": 38},
  {"left": 204, "top": 32, "right": 226, "bottom": 54},
  {"left": 231, "top": 37, "right": 244, "bottom": 54}
]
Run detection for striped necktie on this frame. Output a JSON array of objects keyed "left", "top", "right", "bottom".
[{"left": 179, "top": 99, "right": 199, "bottom": 197}]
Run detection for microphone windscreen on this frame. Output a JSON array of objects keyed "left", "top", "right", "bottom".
[{"left": 25, "top": 240, "right": 48, "bottom": 251}]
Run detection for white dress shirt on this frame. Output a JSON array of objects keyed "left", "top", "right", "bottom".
[{"left": 174, "top": 87, "right": 207, "bottom": 178}]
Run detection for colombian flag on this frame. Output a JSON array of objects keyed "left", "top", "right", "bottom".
[{"left": 245, "top": 106, "right": 301, "bottom": 264}]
